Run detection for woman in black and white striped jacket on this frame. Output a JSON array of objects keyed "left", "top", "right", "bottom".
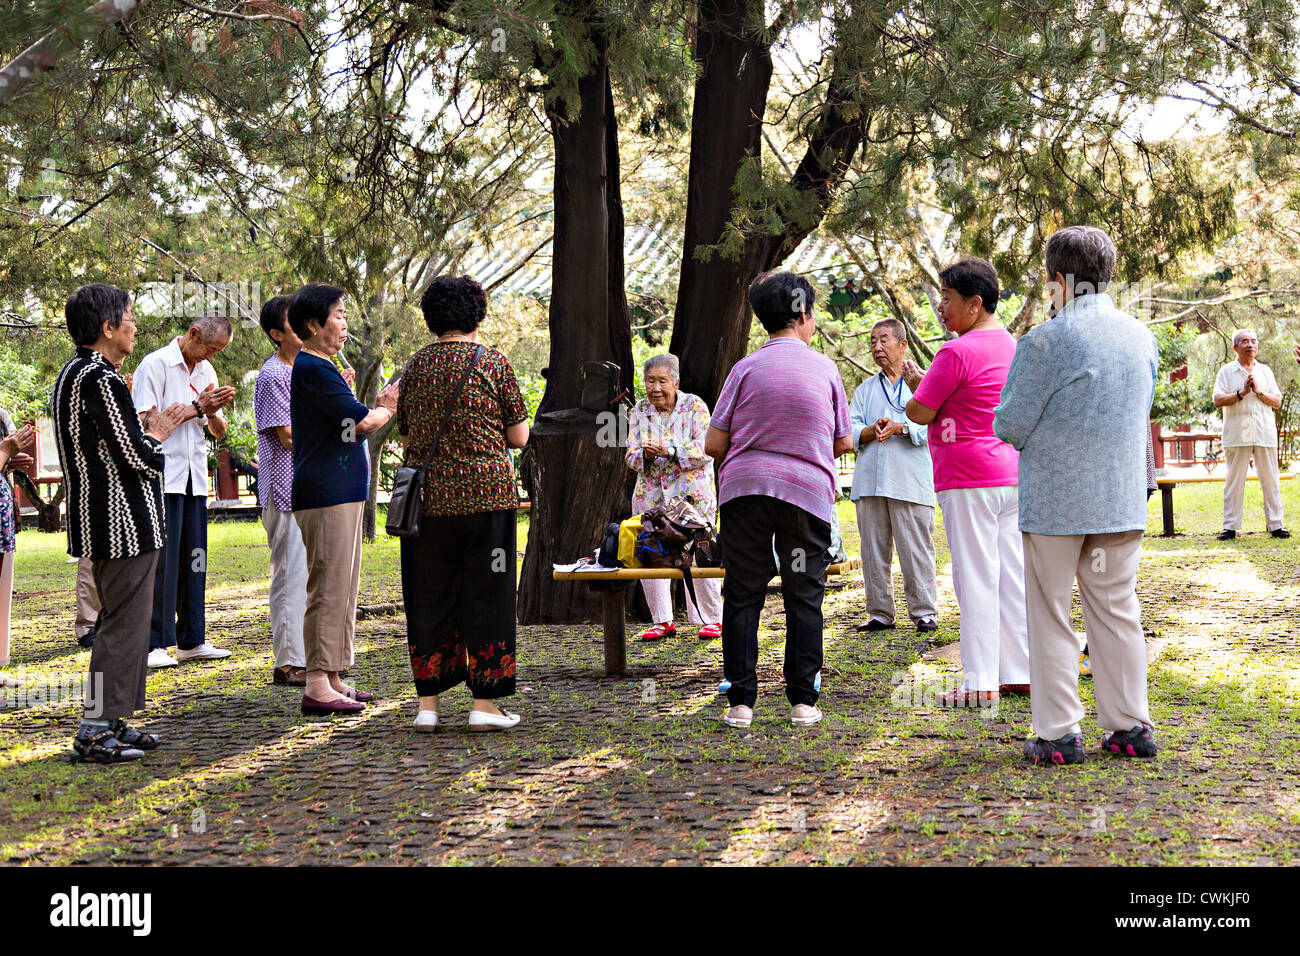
[{"left": 51, "top": 284, "right": 188, "bottom": 764}]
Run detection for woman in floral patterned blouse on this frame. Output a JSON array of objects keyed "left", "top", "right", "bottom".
[
  {"left": 625, "top": 354, "right": 723, "bottom": 641},
  {"left": 0, "top": 419, "right": 36, "bottom": 688},
  {"left": 398, "top": 275, "right": 529, "bottom": 733}
]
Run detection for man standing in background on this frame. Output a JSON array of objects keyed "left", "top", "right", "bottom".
[
  {"left": 132, "top": 315, "right": 238, "bottom": 668},
  {"left": 1213, "top": 329, "right": 1288, "bottom": 540}
]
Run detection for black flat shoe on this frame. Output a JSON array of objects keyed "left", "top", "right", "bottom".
[
  {"left": 111, "top": 719, "right": 161, "bottom": 750},
  {"left": 1217, "top": 530, "right": 1237, "bottom": 540},
  {"left": 856, "top": 619, "right": 895, "bottom": 632},
  {"left": 1271, "top": 528, "right": 1291, "bottom": 539},
  {"left": 915, "top": 618, "right": 938, "bottom": 632},
  {"left": 77, "top": 628, "right": 95, "bottom": 648},
  {"left": 301, "top": 694, "right": 364, "bottom": 716}
]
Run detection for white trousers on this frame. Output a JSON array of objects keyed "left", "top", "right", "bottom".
[
  {"left": 1222, "top": 445, "right": 1284, "bottom": 531},
  {"left": 1022, "top": 530, "right": 1151, "bottom": 739},
  {"left": 936, "top": 486, "right": 1030, "bottom": 691},
  {"left": 643, "top": 575, "right": 723, "bottom": 625},
  {"left": 262, "top": 505, "right": 307, "bottom": 668}
]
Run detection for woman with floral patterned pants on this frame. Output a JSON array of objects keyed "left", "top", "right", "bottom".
[{"left": 398, "top": 276, "right": 529, "bottom": 733}]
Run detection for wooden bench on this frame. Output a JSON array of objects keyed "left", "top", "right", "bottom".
[
  {"left": 553, "top": 558, "right": 861, "bottom": 675},
  {"left": 1156, "top": 473, "right": 1292, "bottom": 537}
]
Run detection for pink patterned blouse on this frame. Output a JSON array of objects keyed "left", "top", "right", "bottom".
[{"left": 625, "top": 392, "right": 717, "bottom": 520}]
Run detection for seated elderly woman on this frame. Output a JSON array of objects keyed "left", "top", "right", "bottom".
[{"left": 625, "top": 353, "right": 722, "bottom": 640}]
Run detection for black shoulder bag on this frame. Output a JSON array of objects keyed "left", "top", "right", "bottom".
[{"left": 385, "top": 344, "right": 485, "bottom": 538}]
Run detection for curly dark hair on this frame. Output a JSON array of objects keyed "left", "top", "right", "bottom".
[{"left": 420, "top": 275, "right": 487, "bottom": 336}]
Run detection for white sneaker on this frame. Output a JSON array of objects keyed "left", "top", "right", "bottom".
[
  {"left": 791, "top": 704, "right": 823, "bottom": 726},
  {"left": 467, "top": 709, "right": 520, "bottom": 731},
  {"left": 174, "top": 644, "right": 232, "bottom": 662},
  {"left": 723, "top": 705, "right": 753, "bottom": 728},
  {"left": 412, "top": 710, "right": 439, "bottom": 733},
  {"left": 146, "top": 648, "right": 178, "bottom": 669}
]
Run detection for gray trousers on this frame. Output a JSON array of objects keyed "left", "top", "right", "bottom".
[
  {"left": 854, "top": 496, "right": 938, "bottom": 625},
  {"left": 84, "top": 550, "right": 159, "bottom": 721}
]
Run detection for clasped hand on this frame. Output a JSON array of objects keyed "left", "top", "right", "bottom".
[{"left": 874, "top": 417, "right": 904, "bottom": 442}]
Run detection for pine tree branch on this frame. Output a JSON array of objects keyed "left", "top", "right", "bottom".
[{"left": 0, "top": 0, "right": 155, "bottom": 108}]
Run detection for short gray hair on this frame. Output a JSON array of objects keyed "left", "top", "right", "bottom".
[
  {"left": 192, "top": 313, "right": 233, "bottom": 343},
  {"left": 1045, "top": 226, "right": 1117, "bottom": 297},
  {"left": 1233, "top": 328, "right": 1259, "bottom": 348},
  {"left": 643, "top": 353, "right": 679, "bottom": 381}
]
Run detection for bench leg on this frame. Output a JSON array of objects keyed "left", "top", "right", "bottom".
[
  {"left": 1161, "top": 485, "right": 1175, "bottom": 537},
  {"left": 601, "top": 586, "right": 627, "bottom": 676}
]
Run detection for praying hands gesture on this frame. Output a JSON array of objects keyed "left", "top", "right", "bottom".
[
  {"left": 0, "top": 423, "right": 36, "bottom": 473},
  {"left": 900, "top": 359, "right": 924, "bottom": 392}
]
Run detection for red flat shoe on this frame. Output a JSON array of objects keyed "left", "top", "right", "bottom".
[
  {"left": 935, "top": 688, "right": 999, "bottom": 709},
  {"left": 342, "top": 686, "right": 375, "bottom": 702},
  {"left": 998, "top": 684, "right": 1030, "bottom": 697},
  {"left": 698, "top": 623, "right": 722, "bottom": 640},
  {"left": 639, "top": 623, "right": 676, "bottom": 641}
]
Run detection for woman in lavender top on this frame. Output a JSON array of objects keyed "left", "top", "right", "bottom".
[
  {"left": 625, "top": 353, "right": 722, "bottom": 641},
  {"left": 254, "top": 295, "right": 310, "bottom": 687},
  {"left": 705, "top": 271, "right": 854, "bottom": 729}
]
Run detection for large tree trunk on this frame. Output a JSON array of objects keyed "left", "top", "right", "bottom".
[
  {"left": 669, "top": 0, "right": 773, "bottom": 408},
  {"left": 671, "top": 9, "right": 865, "bottom": 405},
  {"left": 518, "top": 31, "right": 635, "bottom": 624}
]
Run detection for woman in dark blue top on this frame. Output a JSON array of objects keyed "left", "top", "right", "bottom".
[{"left": 288, "top": 284, "right": 399, "bottom": 717}]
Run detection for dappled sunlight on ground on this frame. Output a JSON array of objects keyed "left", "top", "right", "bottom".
[{"left": 2, "top": 481, "right": 1299, "bottom": 864}]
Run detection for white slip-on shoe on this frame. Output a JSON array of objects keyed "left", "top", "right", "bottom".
[
  {"left": 412, "top": 710, "right": 439, "bottom": 733},
  {"left": 791, "top": 704, "right": 823, "bottom": 726},
  {"left": 723, "top": 705, "right": 753, "bottom": 728},
  {"left": 174, "top": 644, "right": 233, "bottom": 662},
  {"left": 146, "top": 648, "right": 178, "bottom": 669},
  {"left": 467, "top": 709, "right": 520, "bottom": 731}
]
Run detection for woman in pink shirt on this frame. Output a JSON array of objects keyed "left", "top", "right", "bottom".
[{"left": 903, "top": 257, "right": 1030, "bottom": 707}]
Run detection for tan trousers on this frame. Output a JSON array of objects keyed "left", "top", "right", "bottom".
[
  {"left": 76, "top": 556, "right": 101, "bottom": 639},
  {"left": 1222, "top": 445, "right": 1284, "bottom": 532},
  {"left": 1022, "top": 530, "right": 1151, "bottom": 740},
  {"left": 854, "top": 496, "right": 937, "bottom": 626},
  {"left": 294, "top": 501, "right": 363, "bottom": 673}
]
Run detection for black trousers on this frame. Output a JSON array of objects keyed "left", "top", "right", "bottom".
[
  {"left": 720, "top": 495, "right": 831, "bottom": 708},
  {"left": 149, "top": 486, "right": 207, "bottom": 650},
  {"left": 400, "top": 509, "right": 517, "bottom": 699}
]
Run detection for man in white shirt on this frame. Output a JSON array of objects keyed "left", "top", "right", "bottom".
[
  {"left": 132, "top": 315, "right": 238, "bottom": 667},
  {"left": 848, "top": 319, "right": 937, "bottom": 633},
  {"left": 1213, "top": 328, "right": 1289, "bottom": 540}
]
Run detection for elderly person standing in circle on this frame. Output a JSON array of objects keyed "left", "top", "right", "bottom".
[
  {"left": 849, "top": 319, "right": 938, "bottom": 635},
  {"left": 1213, "top": 329, "right": 1288, "bottom": 540},
  {"left": 625, "top": 353, "right": 722, "bottom": 640},
  {"left": 289, "top": 284, "right": 399, "bottom": 716},
  {"left": 995, "top": 225, "right": 1159, "bottom": 764},
  {"left": 904, "top": 257, "right": 1030, "bottom": 709},
  {"left": 399, "top": 275, "right": 529, "bottom": 733}
]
